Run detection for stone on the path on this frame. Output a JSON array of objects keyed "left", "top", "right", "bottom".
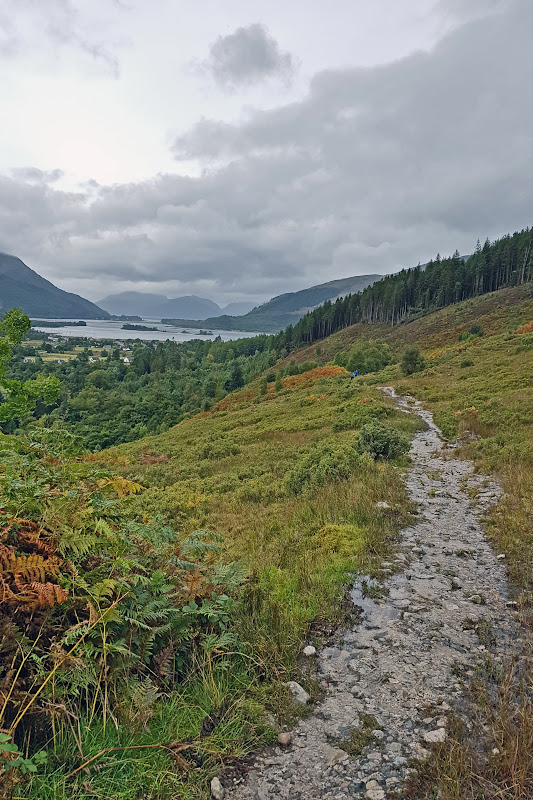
[
  {"left": 423, "top": 727, "right": 447, "bottom": 744},
  {"left": 321, "top": 743, "right": 349, "bottom": 765},
  {"left": 376, "top": 501, "right": 390, "bottom": 509},
  {"left": 277, "top": 732, "right": 292, "bottom": 746},
  {"left": 285, "top": 681, "right": 310, "bottom": 705},
  {"left": 365, "top": 779, "right": 386, "bottom": 800},
  {"left": 210, "top": 776, "right": 225, "bottom": 799},
  {"left": 303, "top": 645, "right": 316, "bottom": 657}
]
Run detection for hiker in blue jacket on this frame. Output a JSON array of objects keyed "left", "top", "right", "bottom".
[{"left": 350, "top": 370, "right": 359, "bottom": 379}]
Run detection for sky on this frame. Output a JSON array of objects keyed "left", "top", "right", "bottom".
[{"left": 0, "top": 0, "right": 531, "bottom": 306}]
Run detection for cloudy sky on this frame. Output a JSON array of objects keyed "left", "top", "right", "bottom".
[{"left": 0, "top": 0, "right": 531, "bottom": 306}]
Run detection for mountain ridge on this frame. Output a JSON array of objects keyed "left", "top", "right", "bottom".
[
  {"left": 162, "top": 273, "right": 384, "bottom": 332},
  {"left": 0, "top": 253, "right": 110, "bottom": 319},
  {"left": 97, "top": 291, "right": 255, "bottom": 319}
]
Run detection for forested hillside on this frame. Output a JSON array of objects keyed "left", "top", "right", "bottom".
[{"left": 275, "top": 227, "right": 532, "bottom": 350}]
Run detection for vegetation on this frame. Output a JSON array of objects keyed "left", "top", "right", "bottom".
[
  {"left": 1, "top": 327, "right": 418, "bottom": 796},
  {"left": 2, "top": 224, "right": 533, "bottom": 798}
]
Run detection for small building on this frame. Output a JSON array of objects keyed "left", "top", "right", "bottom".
[
  {"left": 89, "top": 357, "right": 100, "bottom": 363},
  {"left": 54, "top": 358, "right": 65, "bottom": 364},
  {"left": 123, "top": 357, "right": 131, "bottom": 364},
  {"left": 23, "top": 357, "right": 35, "bottom": 363}
]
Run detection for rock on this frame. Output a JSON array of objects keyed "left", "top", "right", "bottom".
[
  {"left": 284, "top": 681, "right": 310, "bottom": 705},
  {"left": 365, "top": 779, "right": 386, "bottom": 800},
  {"left": 303, "top": 645, "right": 316, "bottom": 657},
  {"left": 423, "top": 728, "right": 447, "bottom": 744},
  {"left": 277, "top": 732, "right": 292, "bottom": 747},
  {"left": 376, "top": 502, "right": 391, "bottom": 509},
  {"left": 210, "top": 776, "right": 225, "bottom": 799},
  {"left": 497, "top": 553, "right": 506, "bottom": 560},
  {"left": 321, "top": 743, "right": 349, "bottom": 765}
]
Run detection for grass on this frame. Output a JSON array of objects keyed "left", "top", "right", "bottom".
[
  {"left": 18, "top": 367, "right": 419, "bottom": 798},
  {"left": 22, "top": 661, "right": 274, "bottom": 800},
  {"left": 110, "top": 369, "right": 420, "bottom": 673}
]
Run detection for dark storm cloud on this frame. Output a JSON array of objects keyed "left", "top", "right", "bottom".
[
  {"left": 0, "top": 0, "right": 531, "bottom": 304},
  {"left": 203, "top": 23, "right": 294, "bottom": 88}
]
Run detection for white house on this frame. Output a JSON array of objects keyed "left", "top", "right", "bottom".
[
  {"left": 23, "top": 357, "right": 35, "bottom": 363},
  {"left": 123, "top": 357, "right": 131, "bottom": 364}
]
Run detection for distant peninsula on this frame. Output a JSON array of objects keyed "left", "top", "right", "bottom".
[{"left": 31, "top": 320, "right": 87, "bottom": 328}]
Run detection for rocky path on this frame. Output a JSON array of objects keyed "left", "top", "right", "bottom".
[{"left": 226, "top": 391, "right": 519, "bottom": 800}]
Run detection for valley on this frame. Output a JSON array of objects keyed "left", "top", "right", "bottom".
[{"left": 0, "top": 231, "right": 532, "bottom": 800}]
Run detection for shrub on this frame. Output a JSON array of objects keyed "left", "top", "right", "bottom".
[
  {"left": 286, "top": 439, "right": 359, "bottom": 495},
  {"left": 334, "top": 340, "right": 394, "bottom": 374},
  {"left": 400, "top": 345, "right": 426, "bottom": 375},
  {"left": 356, "top": 421, "right": 409, "bottom": 460}
]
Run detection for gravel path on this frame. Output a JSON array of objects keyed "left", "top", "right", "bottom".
[{"left": 226, "top": 390, "right": 519, "bottom": 800}]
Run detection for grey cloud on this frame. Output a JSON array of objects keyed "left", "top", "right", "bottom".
[
  {"left": 0, "top": 0, "right": 532, "bottom": 306},
  {"left": 436, "top": 0, "right": 511, "bottom": 24},
  {"left": 11, "top": 167, "right": 64, "bottom": 184},
  {"left": 203, "top": 23, "right": 294, "bottom": 88}
]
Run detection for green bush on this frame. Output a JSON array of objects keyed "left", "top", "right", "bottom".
[
  {"left": 355, "top": 421, "right": 410, "bottom": 460},
  {"left": 334, "top": 340, "right": 394, "bottom": 374},
  {"left": 400, "top": 345, "right": 426, "bottom": 375},
  {"left": 285, "top": 439, "right": 359, "bottom": 495}
]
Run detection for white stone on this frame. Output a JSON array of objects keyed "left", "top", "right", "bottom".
[
  {"left": 277, "top": 732, "right": 292, "bottom": 747},
  {"left": 303, "top": 645, "right": 316, "bottom": 657},
  {"left": 365, "top": 780, "right": 386, "bottom": 800},
  {"left": 210, "top": 776, "right": 225, "bottom": 799},
  {"left": 376, "top": 501, "right": 391, "bottom": 509},
  {"left": 284, "top": 681, "right": 311, "bottom": 705},
  {"left": 423, "top": 728, "right": 447, "bottom": 744}
]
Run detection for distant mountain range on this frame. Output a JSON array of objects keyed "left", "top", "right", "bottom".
[
  {"left": 97, "top": 292, "right": 254, "bottom": 319},
  {"left": 0, "top": 252, "right": 382, "bottom": 333},
  {"left": 162, "top": 274, "right": 383, "bottom": 333},
  {"left": 0, "top": 253, "right": 110, "bottom": 319}
]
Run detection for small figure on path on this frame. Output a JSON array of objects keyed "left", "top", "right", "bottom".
[{"left": 350, "top": 370, "right": 359, "bottom": 379}]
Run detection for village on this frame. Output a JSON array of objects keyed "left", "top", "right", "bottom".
[{"left": 21, "top": 336, "right": 138, "bottom": 365}]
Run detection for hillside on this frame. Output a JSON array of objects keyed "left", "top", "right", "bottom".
[
  {"left": 162, "top": 273, "right": 382, "bottom": 332},
  {"left": 0, "top": 253, "right": 110, "bottom": 319},
  {"left": 4, "top": 272, "right": 533, "bottom": 798}
]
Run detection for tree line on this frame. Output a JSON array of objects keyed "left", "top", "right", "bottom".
[{"left": 271, "top": 227, "right": 532, "bottom": 350}]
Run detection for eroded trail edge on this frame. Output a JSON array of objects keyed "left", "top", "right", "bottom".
[{"left": 231, "top": 390, "right": 519, "bottom": 800}]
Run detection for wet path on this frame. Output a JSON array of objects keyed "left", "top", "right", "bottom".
[{"left": 228, "top": 391, "right": 519, "bottom": 800}]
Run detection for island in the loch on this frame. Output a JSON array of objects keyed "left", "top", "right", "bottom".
[{"left": 121, "top": 323, "right": 158, "bottom": 331}]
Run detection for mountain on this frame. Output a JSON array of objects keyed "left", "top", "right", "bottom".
[
  {"left": 162, "top": 273, "right": 383, "bottom": 333},
  {"left": 221, "top": 301, "right": 255, "bottom": 316},
  {"left": 0, "top": 253, "right": 110, "bottom": 319},
  {"left": 97, "top": 291, "right": 222, "bottom": 319}
]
